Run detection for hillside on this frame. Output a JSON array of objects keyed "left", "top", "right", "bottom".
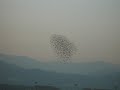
[
  {"left": 0, "top": 60, "right": 120, "bottom": 88},
  {"left": 0, "top": 54, "right": 120, "bottom": 88},
  {"left": 0, "top": 53, "right": 120, "bottom": 75}
]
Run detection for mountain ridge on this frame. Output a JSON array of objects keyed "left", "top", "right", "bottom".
[
  {"left": 0, "top": 57, "right": 120, "bottom": 88},
  {"left": 0, "top": 53, "right": 120, "bottom": 75}
]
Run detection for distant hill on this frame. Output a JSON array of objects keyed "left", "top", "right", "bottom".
[
  {"left": 0, "top": 60, "right": 87, "bottom": 87},
  {"left": 0, "top": 60, "right": 120, "bottom": 88},
  {"left": 0, "top": 54, "right": 120, "bottom": 88},
  {"left": 0, "top": 53, "right": 120, "bottom": 75}
]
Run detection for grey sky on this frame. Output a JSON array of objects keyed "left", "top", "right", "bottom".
[{"left": 0, "top": 0, "right": 120, "bottom": 63}]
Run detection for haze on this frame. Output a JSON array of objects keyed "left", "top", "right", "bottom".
[{"left": 0, "top": 0, "right": 120, "bottom": 63}]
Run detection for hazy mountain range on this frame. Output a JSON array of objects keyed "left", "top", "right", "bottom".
[
  {"left": 0, "top": 53, "right": 120, "bottom": 88},
  {"left": 0, "top": 53, "right": 120, "bottom": 75}
]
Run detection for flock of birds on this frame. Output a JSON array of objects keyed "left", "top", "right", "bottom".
[{"left": 50, "top": 34, "right": 77, "bottom": 63}]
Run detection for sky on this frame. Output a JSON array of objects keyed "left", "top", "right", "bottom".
[{"left": 0, "top": 0, "right": 120, "bottom": 63}]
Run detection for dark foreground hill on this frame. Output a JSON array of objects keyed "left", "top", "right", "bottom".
[{"left": 0, "top": 84, "right": 60, "bottom": 90}]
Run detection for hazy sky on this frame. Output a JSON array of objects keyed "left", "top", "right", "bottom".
[{"left": 0, "top": 0, "right": 120, "bottom": 63}]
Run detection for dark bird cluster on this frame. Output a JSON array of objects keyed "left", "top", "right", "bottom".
[{"left": 50, "top": 34, "right": 77, "bottom": 63}]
